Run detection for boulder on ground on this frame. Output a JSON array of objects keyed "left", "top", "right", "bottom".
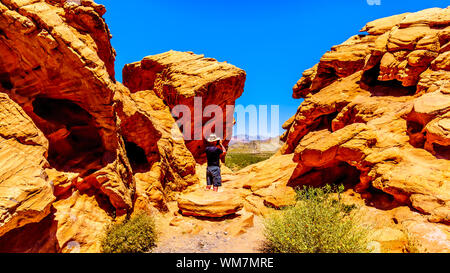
[{"left": 177, "top": 190, "right": 243, "bottom": 218}]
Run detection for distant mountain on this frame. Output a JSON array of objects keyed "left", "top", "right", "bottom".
[
  {"left": 229, "top": 135, "right": 272, "bottom": 145},
  {"left": 228, "top": 136, "right": 283, "bottom": 153}
]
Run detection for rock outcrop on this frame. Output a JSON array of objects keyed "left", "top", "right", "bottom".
[
  {"left": 0, "top": 0, "right": 134, "bottom": 252},
  {"left": 177, "top": 190, "right": 243, "bottom": 218},
  {"left": 114, "top": 84, "right": 199, "bottom": 210},
  {"left": 122, "top": 51, "right": 246, "bottom": 163},
  {"left": 0, "top": 0, "right": 448, "bottom": 253},
  {"left": 0, "top": 93, "right": 54, "bottom": 237},
  {"left": 0, "top": 0, "right": 135, "bottom": 215},
  {"left": 281, "top": 7, "right": 450, "bottom": 251},
  {"left": 0, "top": 0, "right": 244, "bottom": 252}
]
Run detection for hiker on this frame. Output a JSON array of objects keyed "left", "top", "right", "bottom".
[{"left": 205, "top": 134, "right": 227, "bottom": 192}]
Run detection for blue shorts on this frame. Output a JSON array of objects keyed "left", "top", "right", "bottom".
[{"left": 206, "top": 166, "right": 222, "bottom": 187}]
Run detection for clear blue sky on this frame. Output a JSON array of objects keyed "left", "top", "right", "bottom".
[{"left": 97, "top": 0, "right": 448, "bottom": 137}]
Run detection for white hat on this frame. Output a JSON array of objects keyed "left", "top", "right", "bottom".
[{"left": 207, "top": 134, "right": 221, "bottom": 143}]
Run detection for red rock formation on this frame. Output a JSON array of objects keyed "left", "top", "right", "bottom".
[
  {"left": 177, "top": 190, "right": 244, "bottom": 218},
  {"left": 0, "top": 0, "right": 247, "bottom": 252},
  {"left": 282, "top": 8, "right": 450, "bottom": 226},
  {"left": 0, "top": 93, "right": 54, "bottom": 237},
  {"left": 114, "top": 84, "right": 199, "bottom": 210},
  {"left": 122, "top": 51, "right": 246, "bottom": 163},
  {"left": 0, "top": 0, "right": 135, "bottom": 215},
  {"left": 0, "top": 0, "right": 448, "bottom": 253},
  {"left": 0, "top": 0, "right": 135, "bottom": 252}
]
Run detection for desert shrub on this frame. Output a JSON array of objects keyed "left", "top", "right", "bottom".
[
  {"left": 263, "top": 185, "right": 369, "bottom": 253},
  {"left": 225, "top": 152, "right": 274, "bottom": 171},
  {"left": 101, "top": 213, "right": 157, "bottom": 253}
]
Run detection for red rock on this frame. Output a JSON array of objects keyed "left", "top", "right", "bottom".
[
  {"left": 282, "top": 8, "right": 450, "bottom": 228},
  {"left": 225, "top": 212, "right": 254, "bottom": 236},
  {"left": 0, "top": 93, "right": 54, "bottom": 237},
  {"left": 0, "top": 0, "right": 135, "bottom": 212},
  {"left": 122, "top": 51, "right": 246, "bottom": 163},
  {"left": 177, "top": 190, "right": 244, "bottom": 218}
]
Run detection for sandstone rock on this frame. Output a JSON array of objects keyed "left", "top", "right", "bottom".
[
  {"left": 361, "top": 13, "right": 410, "bottom": 35},
  {"left": 243, "top": 195, "right": 272, "bottom": 217},
  {"left": 177, "top": 190, "right": 243, "bottom": 218},
  {"left": 46, "top": 168, "right": 79, "bottom": 198},
  {"left": 114, "top": 84, "right": 199, "bottom": 210},
  {"left": 116, "top": 85, "right": 199, "bottom": 182},
  {"left": 338, "top": 190, "right": 450, "bottom": 253},
  {"left": 0, "top": 93, "right": 55, "bottom": 237},
  {"left": 282, "top": 7, "right": 450, "bottom": 227},
  {"left": 399, "top": 8, "right": 450, "bottom": 28},
  {"left": 402, "top": 221, "right": 450, "bottom": 253},
  {"left": 122, "top": 50, "right": 246, "bottom": 163},
  {"left": 0, "top": 0, "right": 135, "bottom": 212},
  {"left": 367, "top": 241, "right": 382, "bottom": 253},
  {"left": 169, "top": 216, "right": 184, "bottom": 227},
  {"left": 213, "top": 154, "right": 299, "bottom": 216},
  {"left": 225, "top": 212, "right": 254, "bottom": 236},
  {"left": 1, "top": 1, "right": 448, "bottom": 254},
  {"left": 369, "top": 228, "right": 408, "bottom": 253},
  {"left": 52, "top": 190, "right": 113, "bottom": 253},
  {"left": 234, "top": 154, "right": 298, "bottom": 191},
  {"left": 424, "top": 113, "right": 450, "bottom": 159},
  {"left": 253, "top": 182, "right": 297, "bottom": 209},
  {"left": 0, "top": 0, "right": 203, "bottom": 252},
  {"left": 0, "top": 0, "right": 117, "bottom": 150}
]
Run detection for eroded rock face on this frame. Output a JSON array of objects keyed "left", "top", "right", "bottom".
[
  {"left": 177, "top": 190, "right": 243, "bottom": 218},
  {"left": 122, "top": 51, "right": 246, "bottom": 163},
  {"left": 1, "top": 0, "right": 448, "bottom": 253},
  {"left": 0, "top": 0, "right": 117, "bottom": 150},
  {"left": 0, "top": 0, "right": 248, "bottom": 252},
  {"left": 282, "top": 8, "right": 450, "bottom": 226},
  {"left": 0, "top": 0, "right": 135, "bottom": 252},
  {"left": 0, "top": 0, "right": 135, "bottom": 213},
  {"left": 51, "top": 190, "right": 113, "bottom": 253},
  {"left": 0, "top": 0, "right": 221, "bottom": 253},
  {"left": 114, "top": 84, "right": 199, "bottom": 210},
  {"left": 0, "top": 93, "right": 54, "bottom": 237}
]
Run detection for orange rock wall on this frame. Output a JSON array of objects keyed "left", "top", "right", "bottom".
[
  {"left": 0, "top": 0, "right": 245, "bottom": 252},
  {"left": 282, "top": 8, "right": 450, "bottom": 224}
]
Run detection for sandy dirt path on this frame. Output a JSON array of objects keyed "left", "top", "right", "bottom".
[{"left": 152, "top": 200, "right": 266, "bottom": 253}]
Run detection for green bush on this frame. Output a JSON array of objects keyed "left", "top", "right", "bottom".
[
  {"left": 263, "top": 185, "right": 369, "bottom": 253},
  {"left": 225, "top": 152, "right": 274, "bottom": 171},
  {"left": 101, "top": 213, "right": 157, "bottom": 253}
]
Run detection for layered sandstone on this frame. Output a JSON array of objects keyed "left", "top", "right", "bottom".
[
  {"left": 0, "top": 0, "right": 135, "bottom": 215},
  {"left": 177, "top": 154, "right": 297, "bottom": 218},
  {"left": 1, "top": 0, "right": 449, "bottom": 253},
  {"left": 122, "top": 51, "right": 246, "bottom": 163},
  {"left": 281, "top": 7, "right": 450, "bottom": 234},
  {"left": 114, "top": 84, "right": 199, "bottom": 211},
  {"left": 0, "top": 93, "right": 54, "bottom": 237},
  {"left": 0, "top": 0, "right": 247, "bottom": 252},
  {"left": 177, "top": 190, "right": 244, "bottom": 218},
  {"left": 0, "top": 0, "right": 133, "bottom": 252}
]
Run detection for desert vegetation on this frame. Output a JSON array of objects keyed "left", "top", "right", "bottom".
[
  {"left": 101, "top": 214, "right": 158, "bottom": 253},
  {"left": 263, "top": 185, "right": 370, "bottom": 253},
  {"left": 225, "top": 152, "right": 275, "bottom": 171}
]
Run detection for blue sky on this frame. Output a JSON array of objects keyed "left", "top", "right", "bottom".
[{"left": 97, "top": 0, "right": 448, "bottom": 137}]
